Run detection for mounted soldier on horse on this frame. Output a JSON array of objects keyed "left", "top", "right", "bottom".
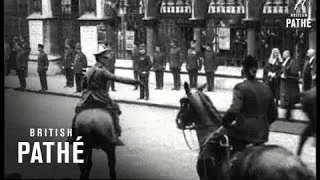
[{"left": 176, "top": 56, "right": 315, "bottom": 180}]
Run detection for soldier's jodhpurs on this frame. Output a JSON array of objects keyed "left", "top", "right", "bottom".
[
  {"left": 16, "top": 70, "right": 26, "bottom": 88},
  {"left": 188, "top": 69, "right": 198, "bottom": 88},
  {"left": 65, "top": 68, "right": 74, "bottom": 86},
  {"left": 155, "top": 70, "right": 164, "bottom": 89},
  {"left": 134, "top": 70, "right": 139, "bottom": 89},
  {"left": 171, "top": 68, "right": 181, "bottom": 89},
  {"left": 139, "top": 73, "right": 149, "bottom": 99},
  {"left": 206, "top": 71, "right": 215, "bottom": 91}
]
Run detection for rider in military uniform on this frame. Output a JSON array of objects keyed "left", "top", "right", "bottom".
[
  {"left": 169, "top": 39, "right": 183, "bottom": 90},
  {"left": 222, "top": 56, "right": 278, "bottom": 155},
  {"left": 186, "top": 40, "right": 202, "bottom": 88},
  {"left": 69, "top": 50, "right": 142, "bottom": 145}
]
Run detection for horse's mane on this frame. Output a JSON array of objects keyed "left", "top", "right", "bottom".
[{"left": 187, "top": 90, "right": 222, "bottom": 127}]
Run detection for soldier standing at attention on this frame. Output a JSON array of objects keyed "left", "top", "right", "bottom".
[
  {"left": 137, "top": 44, "right": 152, "bottom": 100},
  {"left": 153, "top": 45, "right": 166, "bottom": 90},
  {"left": 15, "top": 43, "right": 28, "bottom": 90},
  {"left": 169, "top": 39, "right": 183, "bottom": 90},
  {"left": 100, "top": 42, "right": 117, "bottom": 92},
  {"left": 203, "top": 43, "right": 218, "bottom": 91},
  {"left": 132, "top": 42, "right": 140, "bottom": 90},
  {"left": 186, "top": 40, "right": 202, "bottom": 88},
  {"left": 74, "top": 43, "right": 87, "bottom": 93},
  {"left": 37, "top": 44, "right": 49, "bottom": 93},
  {"left": 63, "top": 43, "right": 75, "bottom": 87}
]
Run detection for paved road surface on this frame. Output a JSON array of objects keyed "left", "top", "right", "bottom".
[{"left": 4, "top": 90, "right": 316, "bottom": 179}]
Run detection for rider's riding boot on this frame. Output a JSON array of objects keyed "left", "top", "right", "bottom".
[
  {"left": 67, "top": 115, "right": 77, "bottom": 143},
  {"left": 112, "top": 113, "right": 124, "bottom": 146}
]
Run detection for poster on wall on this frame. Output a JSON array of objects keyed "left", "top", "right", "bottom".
[
  {"left": 28, "top": 20, "right": 43, "bottom": 55},
  {"left": 125, "top": 31, "right": 135, "bottom": 51},
  {"left": 217, "top": 27, "right": 230, "bottom": 50},
  {"left": 80, "top": 26, "right": 98, "bottom": 66}
]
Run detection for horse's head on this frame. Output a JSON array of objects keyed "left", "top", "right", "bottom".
[{"left": 176, "top": 82, "right": 222, "bottom": 130}]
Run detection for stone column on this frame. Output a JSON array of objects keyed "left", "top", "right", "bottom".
[
  {"left": 190, "top": 21, "right": 206, "bottom": 51},
  {"left": 143, "top": 19, "right": 157, "bottom": 56},
  {"left": 243, "top": 19, "right": 259, "bottom": 57},
  {"left": 27, "top": 0, "right": 62, "bottom": 75}
]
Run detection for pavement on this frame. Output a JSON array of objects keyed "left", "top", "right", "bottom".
[{"left": 4, "top": 59, "right": 308, "bottom": 123}]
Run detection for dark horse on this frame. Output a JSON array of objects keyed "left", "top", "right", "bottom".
[
  {"left": 73, "top": 108, "right": 118, "bottom": 179},
  {"left": 176, "top": 82, "right": 315, "bottom": 180}
]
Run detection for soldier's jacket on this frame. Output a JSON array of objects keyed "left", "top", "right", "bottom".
[
  {"left": 15, "top": 48, "right": 28, "bottom": 71},
  {"left": 169, "top": 47, "right": 183, "bottom": 69},
  {"left": 37, "top": 51, "right": 49, "bottom": 73},
  {"left": 186, "top": 48, "right": 202, "bottom": 71},
  {"left": 203, "top": 50, "right": 218, "bottom": 73},
  {"left": 79, "top": 65, "right": 139, "bottom": 109},
  {"left": 131, "top": 47, "right": 140, "bottom": 71},
  {"left": 100, "top": 50, "right": 116, "bottom": 71},
  {"left": 74, "top": 51, "right": 87, "bottom": 74},
  {"left": 137, "top": 54, "right": 152, "bottom": 73},
  {"left": 63, "top": 48, "right": 74, "bottom": 68},
  {"left": 152, "top": 52, "right": 166, "bottom": 71},
  {"left": 222, "top": 80, "right": 278, "bottom": 144}
]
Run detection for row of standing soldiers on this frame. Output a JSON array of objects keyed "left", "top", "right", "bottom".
[{"left": 132, "top": 39, "right": 219, "bottom": 98}]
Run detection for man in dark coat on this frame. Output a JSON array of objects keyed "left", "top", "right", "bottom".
[
  {"left": 280, "top": 50, "right": 300, "bottom": 110},
  {"left": 203, "top": 43, "right": 218, "bottom": 91},
  {"left": 132, "top": 42, "right": 140, "bottom": 90},
  {"left": 186, "top": 40, "right": 202, "bottom": 88},
  {"left": 37, "top": 44, "right": 49, "bottom": 92},
  {"left": 99, "top": 42, "right": 116, "bottom": 92},
  {"left": 137, "top": 44, "right": 153, "bottom": 100},
  {"left": 15, "top": 43, "right": 28, "bottom": 90},
  {"left": 63, "top": 44, "right": 75, "bottom": 87},
  {"left": 222, "top": 55, "right": 278, "bottom": 155},
  {"left": 153, "top": 45, "right": 166, "bottom": 90},
  {"left": 302, "top": 49, "right": 316, "bottom": 91},
  {"left": 72, "top": 51, "right": 142, "bottom": 145},
  {"left": 169, "top": 39, "right": 183, "bottom": 90},
  {"left": 74, "top": 43, "right": 87, "bottom": 92}
]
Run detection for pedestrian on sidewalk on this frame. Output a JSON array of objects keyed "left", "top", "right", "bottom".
[
  {"left": 37, "top": 44, "right": 49, "bottom": 93},
  {"left": 74, "top": 43, "right": 87, "bottom": 93},
  {"left": 169, "top": 39, "right": 183, "bottom": 90},
  {"left": 62, "top": 43, "right": 75, "bottom": 88},
  {"left": 203, "top": 43, "right": 218, "bottom": 91},
  {"left": 153, "top": 45, "right": 166, "bottom": 90},
  {"left": 263, "top": 48, "right": 283, "bottom": 105},
  {"left": 132, "top": 42, "right": 140, "bottom": 90},
  {"left": 100, "top": 41, "right": 116, "bottom": 92},
  {"left": 186, "top": 40, "right": 202, "bottom": 89},
  {"left": 302, "top": 49, "right": 316, "bottom": 91},
  {"left": 15, "top": 43, "right": 28, "bottom": 90},
  {"left": 137, "top": 44, "right": 152, "bottom": 100}
]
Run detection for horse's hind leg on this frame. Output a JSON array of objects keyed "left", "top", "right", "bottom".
[
  {"left": 79, "top": 146, "right": 93, "bottom": 179},
  {"left": 103, "top": 146, "right": 117, "bottom": 180}
]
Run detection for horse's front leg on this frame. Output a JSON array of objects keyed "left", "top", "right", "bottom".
[{"left": 104, "top": 146, "right": 117, "bottom": 180}]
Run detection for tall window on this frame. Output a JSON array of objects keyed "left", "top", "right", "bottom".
[{"left": 61, "top": 0, "right": 71, "bottom": 14}]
